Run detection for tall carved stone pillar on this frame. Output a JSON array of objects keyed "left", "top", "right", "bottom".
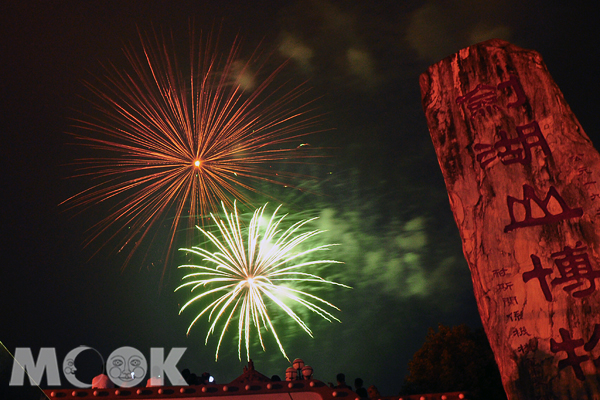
[{"left": 421, "top": 39, "right": 600, "bottom": 399}]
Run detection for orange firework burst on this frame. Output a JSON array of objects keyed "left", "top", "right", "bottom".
[{"left": 62, "top": 28, "right": 325, "bottom": 277}]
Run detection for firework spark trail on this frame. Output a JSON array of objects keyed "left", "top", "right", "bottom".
[
  {"left": 61, "top": 28, "right": 326, "bottom": 276},
  {"left": 176, "top": 202, "right": 349, "bottom": 361}
]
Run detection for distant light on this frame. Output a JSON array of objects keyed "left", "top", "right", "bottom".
[
  {"left": 194, "top": 160, "right": 201, "bottom": 167},
  {"left": 209, "top": 375, "right": 214, "bottom": 383}
]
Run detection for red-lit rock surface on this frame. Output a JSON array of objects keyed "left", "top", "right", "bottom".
[{"left": 421, "top": 39, "right": 600, "bottom": 399}]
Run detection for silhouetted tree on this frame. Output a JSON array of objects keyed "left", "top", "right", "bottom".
[{"left": 401, "top": 324, "right": 507, "bottom": 400}]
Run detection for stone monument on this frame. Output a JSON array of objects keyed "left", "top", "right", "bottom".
[{"left": 421, "top": 39, "right": 600, "bottom": 399}]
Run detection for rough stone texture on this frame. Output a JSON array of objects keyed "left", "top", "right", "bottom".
[{"left": 421, "top": 39, "right": 600, "bottom": 399}]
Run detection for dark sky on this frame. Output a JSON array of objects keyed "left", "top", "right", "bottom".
[{"left": 1, "top": 1, "right": 599, "bottom": 397}]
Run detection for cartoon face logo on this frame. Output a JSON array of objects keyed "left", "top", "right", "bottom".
[
  {"left": 63, "top": 358, "right": 76, "bottom": 375},
  {"left": 62, "top": 346, "right": 105, "bottom": 389},
  {"left": 109, "top": 355, "right": 126, "bottom": 379},
  {"left": 107, "top": 346, "right": 147, "bottom": 387}
]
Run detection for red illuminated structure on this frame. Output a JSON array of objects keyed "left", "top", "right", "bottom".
[{"left": 43, "top": 360, "right": 468, "bottom": 400}]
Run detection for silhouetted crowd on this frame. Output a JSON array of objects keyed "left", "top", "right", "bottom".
[
  {"left": 329, "top": 373, "right": 371, "bottom": 399},
  {"left": 180, "top": 369, "right": 213, "bottom": 385},
  {"left": 91, "top": 363, "right": 376, "bottom": 399}
]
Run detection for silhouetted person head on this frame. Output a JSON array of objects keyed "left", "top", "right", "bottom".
[
  {"left": 367, "top": 385, "right": 380, "bottom": 400},
  {"left": 200, "top": 372, "right": 210, "bottom": 384},
  {"left": 181, "top": 369, "right": 193, "bottom": 385},
  {"left": 334, "top": 373, "right": 349, "bottom": 388},
  {"left": 354, "top": 378, "right": 368, "bottom": 398}
]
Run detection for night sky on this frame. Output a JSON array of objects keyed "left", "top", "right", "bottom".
[{"left": 2, "top": 1, "right": 600, "bottom": 397}]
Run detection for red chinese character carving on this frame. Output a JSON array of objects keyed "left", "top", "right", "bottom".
[
  {"left": 523, "top": 254, "right": 554, "bottom": 301},
  {"left": 584, "top": 325, "right": 600, "bottom": 368},
  {"left": 475, "top": 121, "right": 551, "bottom": 167},
  {"left": 551, "top": 328, "right": 588, "bottom": 380},
  {"left": 493, "top": 268, "right": 508, "bottom": 277},
  {"left": 550, "top": 325, "right": 600, "bottom": 381},
  {"left": 523, "top": 254, "right": 552, "bottom": 301},
  {"left": 513, "top": 310, "right": 524, "bottom": 321},
  {"left": 520, "top": 327, "right": 532, "bottom": 336},
  {"left": 517, "top": 343, "right": 533, "bottom": 354},
  {"left": 503, "top": 296, "right": 518, "bottom": 306},
  {"left": 510, "top": 327, "right": 531, "bottom": 338},
  {"left": 504, "top": 185, "right": 583, "bottom": 232},
  {"left": 507, "top": 310, "right": 524, "bottom": 322},
  {"left": 497, "top": 75, "right": 527, "bottom": 109},
  {"left": 523, "top": 242, "right": 600, "bottom": 301},
  {"left": 473, "top": 143, "right": 497, "bottom": 167},
  {"left": 456, "top": 75, "right": 526, "bottom": 119},
  {"left": 551, "top": 242, "right": 600, "bottom": 298},
  {"left": 496, "top": 122, "right": 551, "bottom": 165},
  {"left": 497, "top": 282, "right": 514, "bottom": 291},
  {"left": 456, "top": 83, "right": 500, "bottom": 119}
]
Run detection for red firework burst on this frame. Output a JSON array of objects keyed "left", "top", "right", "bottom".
[{"left": 61, "top": 28, "right": 325, "bottom": 278}]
